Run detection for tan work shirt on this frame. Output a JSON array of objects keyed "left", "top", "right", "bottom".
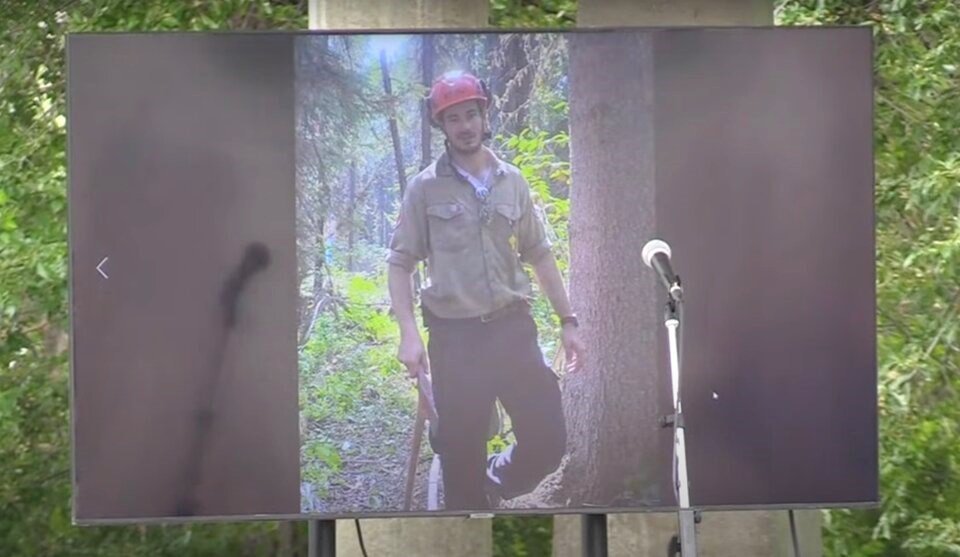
[{"left": 387, "top": 148, "right": 552, "bottom": 319}]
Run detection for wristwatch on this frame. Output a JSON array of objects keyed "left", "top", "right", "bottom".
[{"left": 560, "top": 314, "right": 579, "bottom": 328}]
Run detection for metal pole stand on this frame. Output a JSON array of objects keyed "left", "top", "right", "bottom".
[
  {"left": 661, "top": 295, "right": 700, "bottom": 557},
  {"left": 582, "top": 514, "right": 608, "bottom": 557},
  {"left": 309, "top": 519, "right": 336, "bottom": 557}
]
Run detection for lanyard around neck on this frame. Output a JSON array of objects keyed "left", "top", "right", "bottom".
[{"left": 452, "top": 160, "right": 494, "bottom": 201}]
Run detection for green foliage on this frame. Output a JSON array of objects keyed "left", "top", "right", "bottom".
[
  {"left": 493, "top": 514, "right": 553, "bottom": 557},
  {"left": 778, "top": 1, "right": 960, "bottom": 555},
  {"left": 1, "top": 1, "right": 307, "bottom": 555},
  {"left": 342, "top": 272, "right": 401, "bottom": 343},
  {"left": 503, "top": 129, "right": 570, "bottom": 199},
  {"left": 487, "top": 432, "right": 510, "bottom": 455},
  {"left": 497, "top": 125, "right": 571, "bottom": 364},
  {"left": 302, "top": 440, "right": 343, "bottom": 496},
  {"left": 306, "top": 441, "right": 343, "bottom": 474},
  {"left": 299, "top": 267, "right": 415, "bottom": 507},
  {"left": 500, "top": 128, "right": 571, "bottom": 257},
  {"left": 491, "top": 0, "right": 576, "bottom": 28},
  {"left": 301, "top": 272, "right": 405, "bottom": 420}
]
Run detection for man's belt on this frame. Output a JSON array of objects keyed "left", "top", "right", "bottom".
[
  {"left": 479, "top": 299, "right": 529, "bottom": 323},
  {"left": 421, "top": 299, "right": 529, "bottom": 327}
]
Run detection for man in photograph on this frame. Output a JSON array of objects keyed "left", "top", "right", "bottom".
[{"left": 386, "top": 70, "right": 586, "bottom": 510}]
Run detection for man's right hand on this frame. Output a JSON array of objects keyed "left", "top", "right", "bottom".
[{"left": 397, "top": 334, "right": 429, "bottom": 379}]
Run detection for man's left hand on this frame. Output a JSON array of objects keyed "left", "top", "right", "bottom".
[{"left": 561, "top": 324, "right": 586, "bottom": 373}]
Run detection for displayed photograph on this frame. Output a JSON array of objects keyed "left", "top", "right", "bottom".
[{"left": 294, "top": 32, "right": 606, "bottom": 514}]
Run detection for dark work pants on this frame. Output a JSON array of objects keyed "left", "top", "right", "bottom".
[{"left": 424, "top": 304, "right": 567, "bottom": 511}]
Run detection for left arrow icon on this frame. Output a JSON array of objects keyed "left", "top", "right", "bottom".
[{"left": 96, "top": 257, "right": 109, "bottom": 279}]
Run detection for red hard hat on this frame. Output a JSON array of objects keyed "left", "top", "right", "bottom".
[{"left": 428, "top": 70, "right": 489, "bottom": 124}]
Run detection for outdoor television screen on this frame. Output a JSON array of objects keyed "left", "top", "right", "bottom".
[{"left": 67, "top": 27, "right": 876, "bottom": 523}]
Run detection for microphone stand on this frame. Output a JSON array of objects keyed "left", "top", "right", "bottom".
[
  {"left": 582, "top": 281, "right": 699, "bottom": 557},
  {"left": 661, "top": 287, "right": 700, "bottom": 557},
  {"left": 308, "top": 519, "right": 336, "bottom": 557},
  {"left": 582, "top": 514, "right": 608, "bottom": 557}
]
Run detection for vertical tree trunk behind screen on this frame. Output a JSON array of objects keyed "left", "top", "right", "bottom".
[
  {"left": 347, "top": 162, "right": 356, "bottom": 271},
  {"left": 562, "top": 31, "right": 668, "bottom": 508},
  {"left": 420, "top": 35, "right": 435, "bottom": 172},
  {"left": 314, "top": 2, "right": 492, "bottom": 555},
  {"left": 380, "top": 49, "right": 407, "bottom": 248}
]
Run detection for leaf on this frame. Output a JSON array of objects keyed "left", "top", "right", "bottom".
[{"left": 307, "top": 441, "right": 342, "bottom": 472}]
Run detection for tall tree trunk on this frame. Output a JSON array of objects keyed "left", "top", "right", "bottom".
[
  {"left": 415, "top": 34, "right": 435, "bottom": 293},
  {"left": 347, "top": 162, "right": 356, "bottom": 272},
  {"left": 380, "top": 49, "right": 408, "bottom": 248},
  {"left": 421, "top": 35, "right": 434, "bottom": 171},
  {"left": 482, "top": 34, "right": 501, "bottom": 131},
  {"left": 312, "top": 1, "right": 492, "bottom": 556},
  {"left": 299, "top": 36, "right": 331, "bottom": 343},
  {"left": 379, "top": 175, "right": 387, "bottom": 247},
  {"left": 563, "top": 30, "right": 662, "bottom": 508},
  {"left": 380, "top": 49, "right": 408, "bottom": 199},
  {"left": 496, "top": 34, "right": 533, "bottom": 135},
  {"left": 312, "top": 219, "right": 325, "bottom": 287}
]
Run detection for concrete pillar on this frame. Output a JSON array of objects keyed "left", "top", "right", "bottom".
[
  {"left": 311, "top": 0, "right": 488, "bottom": 30},
  {"left": 309, "top": 1, "right": 493, "bottom": 555},
  {"left": 336, "top": 516, "right": 493, "bottom": 557}
]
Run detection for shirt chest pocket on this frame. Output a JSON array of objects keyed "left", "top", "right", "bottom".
[
  {"left": 427, "top": 202, "right": 472, "bottom": 252},
  {"left": 488, "top": 203, "right": 521, "bottom": 247}
]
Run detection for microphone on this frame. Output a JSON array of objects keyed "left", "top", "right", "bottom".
[
  {"left": 642, "top": 239, "right": 682, "bottom": 302},
  {"left": 221, "top": 242, "right": 271, "bottom": 328},
  {"left": 178, "top": 242, "right": 272, "bottom": 517}
]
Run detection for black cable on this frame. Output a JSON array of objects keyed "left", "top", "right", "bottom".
[
  {"left": 355, "top": 519, "right": 369, "bottom": 557},
  {"left": 789, "top": 510, "right": 801, "bottom": 557}
]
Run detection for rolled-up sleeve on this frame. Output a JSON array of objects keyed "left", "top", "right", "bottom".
[
  {"left": 387, "top": 180, "right": 428, "bottom": 272},
  {"left": 516, "top": 178, "right": 552, "bottom": 265}
]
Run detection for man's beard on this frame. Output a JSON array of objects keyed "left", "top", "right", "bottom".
[{"left": 449, "top": 134, "right": 483, "bottom": 155}]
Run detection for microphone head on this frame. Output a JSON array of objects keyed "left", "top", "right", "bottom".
[
  {"left": 641, "top": 238, "right": 672, "bottom": 268},
  {"left": 240, "top": 242, "right": 271, "bottom": 275},
  {"left": 222, "top": 242, "right": 271, "bottom": 327}
]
